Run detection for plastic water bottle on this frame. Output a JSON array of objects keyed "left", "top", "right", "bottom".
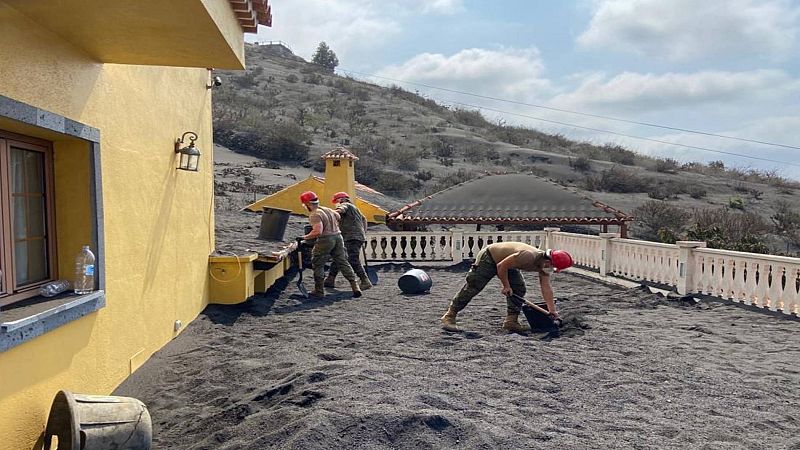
[
  {"left": 39, "top": 280, "right": 70, "bottom": 297},
  {"left": 74, "top": 245, "right": 96, "bottom": 295}
]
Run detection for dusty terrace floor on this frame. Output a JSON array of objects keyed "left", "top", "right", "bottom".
[{"left": 115, "top": 263, "right": 800, "bottom": 449}]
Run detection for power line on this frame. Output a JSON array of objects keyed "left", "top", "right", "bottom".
[
  {"left": 438, "top": 98, "right": 800, "bottom": 167},
  {"left": 238, "top": 51, "right": 800, "bottom": 167},
  {"left": 341, "top": 69, "right": 800, "bottom": 151}
]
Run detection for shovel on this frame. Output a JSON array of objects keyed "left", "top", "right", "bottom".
[
  {"left": 295, "top": 240, "right": 309, "bottom": 299},
  {"left": 362, "top": 244, "right": 379, "bottom": 285}
]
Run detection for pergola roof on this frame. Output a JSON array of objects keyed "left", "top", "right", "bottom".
[{"left": 388, "top": 173, "right": 631, "bottom": 225}]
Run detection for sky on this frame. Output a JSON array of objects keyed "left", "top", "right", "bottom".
[{"left": 250, "top": 0, "right": 800, "bottom": 179}]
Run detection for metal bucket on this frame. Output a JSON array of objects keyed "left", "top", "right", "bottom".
[
  {"left": 398, "top": 269, "right": 432, "bottom": 294},
  {"left": 258, "top": 206, "right": 292, "bottom": 241},
  {"left": 521, "top": 302, "right": 560, "bottom": 332},
  {"left": 44, "top": 390, "right": 152, "bottom": 450}
]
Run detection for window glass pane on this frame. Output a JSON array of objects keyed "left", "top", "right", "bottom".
[
  {"left": 14, "top": 241, "right": 28, "bottom": 285},
  {"left": 11, "top": 147, "right": 24, "bottom": 193},
  {"left": 13, "top": 196, "right": 26, "bottom": 240},
  {"left": 23, "top": 150, "right": 44, "bottom": 193},
  {"left": 28, "top": 195, "right": 46, "bottom": 237},
  {"left": 25, "top": 238, "right": 48, "bottom": 282}
]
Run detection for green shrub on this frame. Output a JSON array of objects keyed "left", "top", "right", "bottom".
[
  {"left": 588, "top": 166, "right": 650, "bottom": 193},
  {"left": 429, "top": 169, "right": 475, "bottom": 194},
  {"left": 654, "top": 158, "right": 679, "bottom": 173},
  {"left": 602, "top": 144, "right": 636, "bottom": 165},
  {"left": 213, "top": 118, "right": 309, "bottom": 162},
  {"left": 771, "top": 200, "right": 800, "bottom": 248},
  {"left": 392, "top": 148, "right": 419, "bottom": 172},
  {"left": 729, "top": 197, "right": 745, "bottom": 210},
  {"left": 452, "top": 108, "right": 491, "bottom": 128},
  {"left": 689, "top": 208, "right": 771, "bottom": 253},
  {"left": 688, "top": 186, "right": 707, "bottom": 199},
  {"left": 415, "top": 170, "right": 434, "bottom": 181},
  {"left": 570, "top": 156, "right": 591, "bottom": 172},
  {"left": 463, "top": 144, "right": 486, "bottom": 163},
  {"left": 687, "top": 226, "right": 769, "bottom": 254},
  {"left": 286, "top": 74, "right": 299, "bottom": 83},
  {"left": 631, "top": 200, "right": 691, "bottom": 242},
  {"left": 302, "top": 73, "right": 324, "bottom": 85}
]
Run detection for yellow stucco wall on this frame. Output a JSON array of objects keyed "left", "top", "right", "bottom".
[
  {"left": 321, "top": 159, "right": 356, "bottom": 208},
  {"left": 245, "top": 176, "right": 326, "bottom": 216},
  {"left": 245, "top": 164, "right": 389, "bottom": 224},
  {"left": 355, "top": 198, "right": 389, "bottom": 224},
  {"left": 0, "top": 2, "right": 241, "bottom": 447}
]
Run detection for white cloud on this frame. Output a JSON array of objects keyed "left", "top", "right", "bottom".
[
  {"left": 250, "top": 0, "right": 464, "bottom": 62},
  {"left": 375, "top": 47, "right": 555, "bottom": 102},
  {"left": 250, "top": 0, "right": 401, "bottom": 62},
  {"left": 550, "top": 70, "right": 800, "bottom": 114},
  {"left": 577, "top": 0, "right": 800, "bottom": 62},
  {"left": 618, "top": 116, "right": 800, "bottom": 179},
  {"left": 420, "top": 0, "right": 464, "bottom": 15}
]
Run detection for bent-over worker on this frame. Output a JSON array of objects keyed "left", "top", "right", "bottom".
[{"left": 441, "top": 242, "right": 573, "bottom": 333}]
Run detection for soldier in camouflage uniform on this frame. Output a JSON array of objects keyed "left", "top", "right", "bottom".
[
  {"left": 324, "top": 192, "right": 372, "bottom": 290},
  {"left": 299, "top": 191, "right": 361, "bottom": 298},
  {"left": 441, "top": 242, "right": 573, "bottom": 333}
]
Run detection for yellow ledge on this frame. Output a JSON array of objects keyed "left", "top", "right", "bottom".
[{"left": 208, "top": 253, "right": 291, "bottom": 305}]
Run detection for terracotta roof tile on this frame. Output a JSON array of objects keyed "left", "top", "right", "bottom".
[
  {"left": 389, "top": 173, "right": 631, "bottom": 225},
  {"left": 320, "top": 146, "right": 360, "bottom": 161}
]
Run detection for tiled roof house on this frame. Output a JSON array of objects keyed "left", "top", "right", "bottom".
[{"left": 388, "top": 173, "right": 632, "bottom": 236}]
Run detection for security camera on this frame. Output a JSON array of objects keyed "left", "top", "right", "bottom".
[{"left": 207, "top": 76, "right": 223, "bottom": 89}]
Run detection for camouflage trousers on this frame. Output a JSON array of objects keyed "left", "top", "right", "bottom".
[
  {"left": 449, "top": 247, "right": 527, "bottom": 315},
  {"left": 328, "top": 239, "right": 367, "bottom": 279},
  {"left": 312, "top": 234, "right": 356, "bottom": 281}
]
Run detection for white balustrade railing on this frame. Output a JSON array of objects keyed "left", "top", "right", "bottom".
[
  {"left": 366, "top": 232, "right": 454, "bottom": 261},
  {"left": 365, "top": 228, "right": 799, "bottom": 316},
  {"left": 460, "top": 231, "right": 546, "bottom": 259},
  {"left": 608, "top": 239, "right": 681, "bottom": 286},
  {"left": 550, "top": 232, "right": 602, "bottom": 270},
  {"left": 693, "top": 249, "right": 799, "bottom": 314}
]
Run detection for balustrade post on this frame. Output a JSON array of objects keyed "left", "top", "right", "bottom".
[
  {"left": 599, "top": 232, "right": 619, "bottom": 277},
  {"left": 451, "top": 229, "right": 464, "bottom": 264},
  {"left": 543, "top": 227, "right": 561, "bottom": 250},
  {"left": 676, "top": 241, "right": 706, "bottom": 295}
]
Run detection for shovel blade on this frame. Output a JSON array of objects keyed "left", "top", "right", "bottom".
[
  {"left": 297, "top": 280, "right": 309, "bottom": 298},
  {"left": 362, "top": 246, "right": 379, "bottom": 285},
  {"left": 367, "top": 268, "right": 379, "bottom": 285},
  {"left": 296, "top": 269, "right": 309, "bottom": 299}
]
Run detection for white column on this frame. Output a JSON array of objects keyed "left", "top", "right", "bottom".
[
  {"left": 543, "top": 227, "right": 561, "bottom": 250},
  {"left": 599, "top": 232, "right": 619, "bottom": 277},
  {"left": 676, "top": 241, "right": 706, "bottom": 295},
  {"left": 451, "top": 229, "right": 464, "bottom": 264}
]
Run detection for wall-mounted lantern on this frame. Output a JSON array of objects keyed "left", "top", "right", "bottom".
[{"left": 174, "top": 131, "right": 201, "bottom": 172}]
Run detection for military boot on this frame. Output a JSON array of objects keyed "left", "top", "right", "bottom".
[
  {"left": 310, "top": 277, "right": 325, "bottom": 297},
  {"left": 349, "top": 280, "right": 363, "bottom": 298},
  {"left": 441, "top": 307, "right": 460, "bottom": 332},
  {"left": 323, "top": 274, "right": 337, "bottom": 288},
  {"left": 502, "top": 313, "right": 530, "bottom": 333},
  {"left": 358, "top": 274, "right": 373, "bottom": 291}
]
